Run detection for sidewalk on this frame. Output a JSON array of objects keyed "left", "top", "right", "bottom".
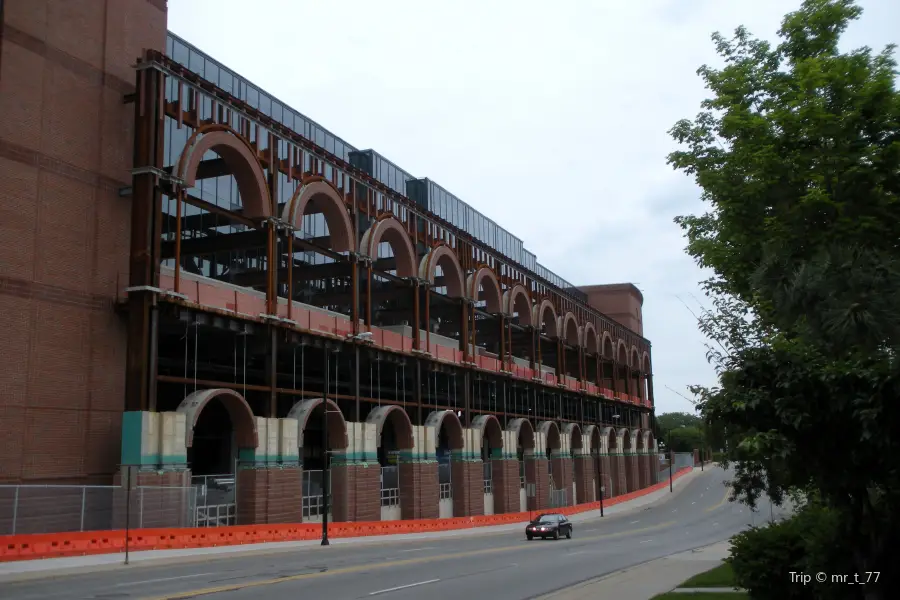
[
  {"left": 0, "top": 468, "right": 703, "bottom": 581},
  {"left": 539, "top": 540, "right": 733, "bottom": 600}
]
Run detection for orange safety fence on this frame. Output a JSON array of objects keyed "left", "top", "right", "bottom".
[{"left": 0, "top": 467, "right": 692, "bottom": 563}]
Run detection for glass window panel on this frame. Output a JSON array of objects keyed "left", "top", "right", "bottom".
[
  {"left": 324, "top": 133, "right": 335, "bottom": 154},
  {"left": 259, "top": 94, "right": 271, "bottom": 116},
  {"left": 246, "top": 86, "right": 260, "bottom": 109},
  {"left": 218, "top": 70, "right": 234, "bottom": 95},
  {"left": 271, "top": 101, "right": 283, "bottom": 124},
  {"left": 315, "top": 127, "right": 325, "bottom": 147},
  {"left": 188, "top": 50, "right": 204, "bottom": 75},
  {"left": 205, "top": 62, "right": 219, "bottom": 87},
  {"left": 173, "top": 41, "right": 190, "bottom": 66}
]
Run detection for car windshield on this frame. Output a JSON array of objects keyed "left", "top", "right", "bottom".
[{"left": 535, "top": 516, "right": 557, "bottom": 524}]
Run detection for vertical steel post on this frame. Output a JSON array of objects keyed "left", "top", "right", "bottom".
[
  {"left": 12, "top": 487, "right": 19, "bottom": 535},
  {"left": 80, "top": 487, "right": 86, "bottom": 531}
]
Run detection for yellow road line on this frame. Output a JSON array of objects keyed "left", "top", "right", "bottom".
[
  {"left": 704, "top": 485, "right": 732, "bottom": 513},
  {"left": 141, "top": 520, "right": 677, "bottom": 600}
]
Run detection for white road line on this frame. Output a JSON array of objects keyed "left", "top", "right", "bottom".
[
  {"left": 398, "top": 546, "right": 435, "bottom": 553},
  {"left": 369, "top": 579, "right": 441, "bottom": 596},
  {"left": 692, "top": 502, "right": 696, "bottom": 505},
  {"left": 630, "top": 520, "right": 640, "bottom": 524},
  {"left": 114, "top": 572, "right": 218, "bottom": 587},
  {"left": 639, "top": 540, "right": 653, "bottom": 544}
]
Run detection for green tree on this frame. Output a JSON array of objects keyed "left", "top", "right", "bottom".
[
  {"left": 656, "top": 411, "right": 702, "bottom": 431},
  {"left": 668, "top": 1, "right": 900, "bottom": 597}
]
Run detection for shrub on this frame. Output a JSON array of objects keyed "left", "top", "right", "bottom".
[{"left": 728, "top": 503, "right": 855, "bottom": 600}]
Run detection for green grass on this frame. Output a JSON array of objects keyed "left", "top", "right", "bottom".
[
  {"left": 651, "top": 593, "right": 748, "bottom": 599},
  {"left": 678, "top": 562, "right": 736, "bottom": 588}
]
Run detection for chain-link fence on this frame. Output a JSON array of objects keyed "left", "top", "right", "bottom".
[{"left": 0, "top": 484, "right": 197, "bottom": 535}]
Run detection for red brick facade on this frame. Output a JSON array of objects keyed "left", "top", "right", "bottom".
[
  {"left": 574, "top": 456, "right": 594, "bottom": 504},
  {"left": 491, "top": 459, "right": 521, "bottom": 514},
  {"left": 399, "top": 462, "right": 439, "bottom": 520},
  {"left": 450, "top": 461, "right": 484, "bottom": 517},
  {"left": 614, "top": 455, "right": 628, "bottom": 497},
  {"left": 332, "top": 464, "right": 380, "bottom": 522},
  {"left": 525, "top": 458, "right": 549, "bottom": 511}
]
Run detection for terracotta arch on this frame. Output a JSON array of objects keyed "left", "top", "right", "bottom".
[
  {"left": 630, "top": 346, "right": 641, "bottom": 369},
  {"left": 538, "top": 420, "right": 561, "bottom": 450},
  {"left": 286, "top": 398, "right": 348, "bottom": 450},
  {"left": 283, "top": 177, "right": 354, "bottom": 253},
  {"left": 359, "top": 216, "right": 417, "bottom": 278},
  {"left": 562, "top": 312, "right": 579, "bottom": 346},
  {"left": 177, "top": 388, "right": 258, "bottom": 449},
  {"left": 366, "top": 405, "right": 414, "bottom": 449},
  {"left": 616, "top": 340, "right": 629, "bottom": 364},
  {"left": 472, "top": 414, "right": 503, "bottom": 450},
  {"left": 563, "top": 422, "right": 583, "bottom": 451},
  {"left": 466, "top": 267, "right": 503, "bottom": 313},
  {"left": 601, "top": 333, "right": 614, "bottom": 359},
  {"left": 583, "top": 323, "right": 599, "bottom": 355},
  {"left": 641, "top": 430, "right": 652, "bottom": 453},
  {"left": 585, "top": 425, "right": 601, "bottom": 454},
  {"left": 176, "top": 124, "right": 271, "bottom": 220},
  {"left": 534, "top": 299, "right": 559, "bottom": 338},
  {"left": 419, "top": 244, "right": 465, "bottom": 298},
  {"left": 507, "top": 418, "right": 535, "bottom": 449},
  {"left": 503, "top": 284, "right": 533, "bottom": 326},
  {"left": 642, "top": 351, "right": 652, "bottom": 374},
  {"left": 646, "top": 431, "right": 656, "bottom": 453},
  {"left": 425, "top": 409, "right": 465, "bottom": 450},
  {"left": 619, "top": 428, "right": 632, "bottom": 452}
]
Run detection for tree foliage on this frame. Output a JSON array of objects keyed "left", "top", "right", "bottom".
[{"left": 668, "top": 1, "right": 900, "bottom": 597}]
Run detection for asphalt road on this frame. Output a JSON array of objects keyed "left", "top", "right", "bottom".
[{"left": 4, "top": 467, "right": 788, "bottom": 600}]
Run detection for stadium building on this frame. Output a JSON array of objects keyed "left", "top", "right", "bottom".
[{"left": 0, "top": 1, "right": 657, "bottom": 528}]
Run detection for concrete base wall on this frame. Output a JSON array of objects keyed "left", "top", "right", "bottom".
[{"left": 399, "top": 462, "right": 438, "bottom": 520}]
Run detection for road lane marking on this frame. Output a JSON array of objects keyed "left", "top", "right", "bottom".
[
  {"left": 369, "top": 579, "right": 440, "bottom": 596},
  {"left": 141, "top": 521, "right": 677, "bottom": 600},
  {"left": 114, "top": 573, "right": 218, "bottom": 587},
  {"left": 639, "top": 540, "right": 653, "bottom": 544},
  {"left": 398, "top": 547, "right": 435, "bottom": 553},
  {"left": 630, "top": 520, "right": 640, "bottom": 524},
  {"left": 704, "top": 486, "right": 731, "bottom": 513}
]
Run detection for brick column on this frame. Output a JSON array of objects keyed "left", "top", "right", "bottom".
[
  {"left": 525, "top": 455, "right": 549, "bottom": 511},
  {"left": 550, "top": 451, "right": 574, "bottom": 506},
  {"left": 614, "top": 453, "right": 628, "bottom": 496},
  {"left": 451, "top": 456, "right": 484, "bottom": 517},
  {"left": 639, "top": 450, "right": 652, "bottom": 490},
  {"left": 492, "top": 457, "right": 520, "bottom": 514},
  {"left": 399, "top": 425, "right": 438, "bottom": 520},
  {"left": 574, "top": 455, "right": 594, "bottom": 504},
  {"left": 334, "top": 422, "right": 379, "bottom": 522},
  {"left": 600, "top": 454, "right": 613, "bottom": 498}
]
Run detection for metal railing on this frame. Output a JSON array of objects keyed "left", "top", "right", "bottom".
[
  {"left": 549, "top": 488, "right": 568, "bottom": 508},
  {"left": 381, "top": 466, "right": 400, "bottom": 508},
  {"left": 302, "top": 470, "right": 331, "bottom": 520},
  {"left": 191, "top": 473, "right": 236, "bottom": 527},
  {"left": 439, "top": 482, "right": 452, "bottom": 500},
  {"left": 483, "top": 462, "right": 493, "bottom": 494},
  {"left": 0, "top": 484, "right": 197, "bottom": 535}
]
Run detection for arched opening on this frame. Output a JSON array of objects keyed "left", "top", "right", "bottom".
[
  {"left": 279, "top": 177, "right": 356, "bottom": 316},
  {"left": 177, "top": 388, "right": 257, "bottom": 527},
  {"left": 562, "top": 313, "right": 580, "bottom": 380},
  {"left": 541, "top": 421, "right": 563, "bottom": 507},
  {"left": 360, "top": 217, "right": 419, "bottom": 333},
  {"left": 287, "top": 398, "right": 348, "bottom": 523},
  {"left": 509, "top": 418, "right": 534, "bottom": 512},
  {"left": 475, "top": 414, "right": 503, "bottom": 515},
  {"left": 601, "top": 334, "right": 615, "bottom": 392},
  {"left": 604, "top": 427, "right": 618, "bottom": 498},
  {"left": 566, "top": 422, "right": 584, "bottom": 504},
  {"left": 419, "top": 245, "right": 466, "bottom": 352},
  {"left": 427, "top": 410, "right": 465, "bottom": 517},
  {"left": 535, "top": 300, "right": 559, "bottom": 380},
  {"left": 467, "top": 267, "right": 503, "bottom": 360},
  {"left": 163, "top": 125, "right": 273, "bottom": 296},
  {"left": 504, "top": 285, "right": 533, "bottom": 377},
  {"left": 622, "top": 428, "right": 636, "bottom": 493},
  {"left": 583, "top": 323, "right": 600, "bottom": 384},
  {"left": 630, "top": 346, "right": 641, "bottom": 402},
  {"left": 367, "top": 406, "right": 414, "bottom": 520},
  {"left": 617, "top": 341, "right": 629, "bottom": 397},
  {"left": 642, "top": 352, "right": 652, "bottom": 407}
]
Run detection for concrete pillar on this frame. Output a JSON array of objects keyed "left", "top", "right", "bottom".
[
  {"left": 332, "top": 421, "right": 379, "bottom": 522},
  {"left": 450, "top": 427, "right": 483, "bottom": 517},
  {"left": 626, "top": 431, "right": 640, "bottom": 493},
  {"left": 526, "top": 429, "right": 548, "bottom": 511},
  {"left": 573, "top": 433, "right": 594, "bottom": 504}
]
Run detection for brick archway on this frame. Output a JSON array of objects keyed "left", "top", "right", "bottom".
[
  {"left": 642, "top": 351, "right": 651, "bottom": 373},
  {"left": 534, "top": 300, "right": 559, "bottom": 338},
  {"left": 175, "top": 124, "right": 271, "bottom": 220},
  {"left": 507, "top": 418, "right": 535, "bottom": 449},
  {"left": 177, "top": 388, "right": 258, "bottom": 450},
  {"left": 466, "top": 267, "right": 503, "bottom": 313},
  {"left": 365, "top": 405, "right": 414, "bottom": 449},
  {"left": 583, "top": 323, "right": 599, "bottom": 355},
  {"left": 286, "top": 398, "right": 349, "bottom": 451},
  {"left": 425, "top": 409, "right": 465, "bottom": 450},
  {"left": 471, "top": 414, "right": 503, "bottom": 451},
  {"left": 503, "top": 285, "right": 532, "bottom": 326},
  {"left": 563, "top": 422, "right": 582, "bottom": 452},
  {"left": 602, "top": 333, "right": 614, "bottom": 358},
  {"left": 360, "top": 216, "right": 417, "bottom": 278},
  {"left": 562, "top": 312, "right": 579, "bottom": 346},
  {"left": 282, "top": 177, "right": 355, "bottom": 253},
  {"left": 419, "top": 244, "right": 465, "bottom": 298},
  {"left": 617, "top": 340, "right": 628, "bottom": 364},
  {"left": 538, "top": 420, "right": 561, "bottom": 451},
  {"left": 631, "top": 346, "right": 641, "bottom": 369}
]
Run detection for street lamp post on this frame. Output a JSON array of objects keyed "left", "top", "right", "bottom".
[
  {"left": 665, "top": 425, "right": 686, "bottom": 493},
  {"left": 595, "top": 448, "right": 604, "bottom": 517}
]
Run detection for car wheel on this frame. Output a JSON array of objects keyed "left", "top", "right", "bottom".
[
  {"left": 553, "top": 530, "right": 560, "bottom": 540},
  {"left": 566, "top": 529, "right": 572, "bottom": 539},
  {"left": 526, "top": 533, "right": 533, "bottom": 541}
]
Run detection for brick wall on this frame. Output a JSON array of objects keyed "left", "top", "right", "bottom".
[
  {"left": 491, "top": 459, "right": 520, "bottom": 514},
  {"left": 550, "top": 456, "right": 573, "bottom": 505},
  {"left": 399, "top": 462, "right": 438, "bottom": 520},
  {"left": 267, "top": 467, "right": 302, "bottom": 524},
  {"left": 639, "top": 454, "right": 651, "bottom": 490},
  {"left": 614, "top": 455, "right": 627, "bottom": 497},
  {"left": 449, "top": 461, "right": 484, "bottom": 517},
  {"left": 236, "top": 468, "right": 268, "bottom": 525},
  {"left": 332, "top": 464, "right": 379, "bottom": 522},
  {"left": 626, "top": 455, "right": 639, "bottom": 493},
  {"left": 600, "top": 455, "right": 613, "bottom": 498},
  {"left": 574, "top": 456, "right": 594, "bottom": 504},
  {"left": 0, "top": 0, "right": 167, "bottom": 484},
  {"left": 525, "top": 458, "right": 549, "bottom": 512}
]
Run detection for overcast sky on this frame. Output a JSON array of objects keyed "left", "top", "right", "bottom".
[{"left": 168, "top": 0, "right": 899, "bottom": 416}]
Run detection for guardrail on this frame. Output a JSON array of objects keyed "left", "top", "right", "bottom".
[{"left": 0, "top": 467, "right": 693, "bottom": 563}]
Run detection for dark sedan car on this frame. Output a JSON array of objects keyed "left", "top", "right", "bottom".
[{"left": 525, "top": 513, "right": 573, "bottom": 540}]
